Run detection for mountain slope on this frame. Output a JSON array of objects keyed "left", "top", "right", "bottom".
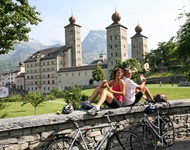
[{"left": 0, "top": 30, "right": 131, "bottom": 73}]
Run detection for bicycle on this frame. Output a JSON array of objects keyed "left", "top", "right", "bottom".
[
  {"left": 133, "top": 105, "right": 175, "bottom": 150},
  {"left": 46, "top": 111, "right": 145, "bottom": 150}
]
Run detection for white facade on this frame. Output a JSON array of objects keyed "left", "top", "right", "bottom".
[
  {"left": 57, "top": 64, "right": 108, "bottom": 90},
  {"left": 0, "top": 86, "right": 9, "bottom": 98}
]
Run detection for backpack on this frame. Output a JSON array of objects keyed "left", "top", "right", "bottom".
[{"left": 153, "top": 94, "right": 167, "bottom": 103}]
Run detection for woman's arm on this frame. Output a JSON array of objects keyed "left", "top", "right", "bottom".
[{"left": 107, "top": 79, "right": 125, "bottom": 96}]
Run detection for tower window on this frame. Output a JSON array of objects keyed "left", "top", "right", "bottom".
[
  {"left": 111, "top": 53, "right": 113, "bottom": 57},
  {"left": 115, "top": 44, "right": 117, "bottom": 48},
  {"left": 110, "top": 36, "right": 112, "bottom": 40},
  {"left": 115, "top": 52, "right": 117, "bottom": 56},
  {"left": 110, "top": 45, "right": 112, "bottom": 49},
  {"left": 115, "top": 35, "right": 117, "bottom": 39}
]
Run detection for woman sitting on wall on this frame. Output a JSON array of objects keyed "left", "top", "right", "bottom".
[{"left": 81, "top": 67, "right": 125, "bottom": 115}]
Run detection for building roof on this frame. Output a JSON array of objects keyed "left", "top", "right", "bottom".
[
  {"left": 24, "top": 46, "right": 70, "bottom": 63},
  {"left": 89, "top": 59, "right": 107, "bottom": 65},
  {"left": 15, "top": 73, "right": 25, "bottom": 78},
  {"left": 1, "top": 69, "right": 20, "bottom": 76},
  {"left": 58, "top": 63, "right": 107, "bottom": 73},
  {"left": 106, "top": 22, "right": 128, "bottom": 30},
  {"left": 131, "top": 33, "right": 148, "bottom": 39}
]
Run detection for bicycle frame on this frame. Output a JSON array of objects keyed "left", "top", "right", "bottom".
[
  {"left": 68, "top": 115, "right": 116, "bottom": 150},
  {"left": 143, "top": 110, "right": 170, "bottom": 145}
]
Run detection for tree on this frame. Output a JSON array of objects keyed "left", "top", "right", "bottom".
[
  {"left": 63, "top": 85, "right": 83, "bottom": 109},
  {"left": 0, "top": 0, "right": 41, "bottom": 54},
  {"left": 0, "top": 100, "right": 7, "bottom": 118},
  {"left": 92, "top": 65, "right": 105, "bottom": 82},
  {"left": 144, "top": 37, "right": 178, "bottom": 71},
  {"left": 21, "top": 92, "right": 45, "bottom": 115},
  {"left": 176, "top": 8, "right": 190, "bottom": 80}
]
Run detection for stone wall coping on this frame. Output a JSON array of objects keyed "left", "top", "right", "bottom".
[{"left": 0, "top": 99, "right": 190, "bottom": 132}]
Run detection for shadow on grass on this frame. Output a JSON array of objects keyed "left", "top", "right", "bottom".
[{"left": 12, "top": 110, "right": 27, "bottom": 113}]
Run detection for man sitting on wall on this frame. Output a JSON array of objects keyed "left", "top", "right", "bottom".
[{"left": 122, "top": 68, "right": 155, "bottom": 106}]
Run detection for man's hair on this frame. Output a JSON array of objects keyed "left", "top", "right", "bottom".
[{"left": 123, "top": 68, "right": 131, "bottom": 73}]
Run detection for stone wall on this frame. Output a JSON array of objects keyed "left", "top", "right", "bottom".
[{"left": 0, "top": 99, "right": 190, "bottom": 150}]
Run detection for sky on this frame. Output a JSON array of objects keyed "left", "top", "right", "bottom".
[{"left": 28, "top": 0, "right": 190, "bottom": 50}]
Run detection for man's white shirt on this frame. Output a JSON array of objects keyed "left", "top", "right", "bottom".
[{"left": 122, "top": 76, "right": 138, "bottom": 105}]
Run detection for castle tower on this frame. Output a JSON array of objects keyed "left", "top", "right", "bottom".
[
  {"left": 64, "top": 14, "right": 82, "bottom": 67},
  {"left": 131, "top": 24, "right": 149, "bottom": 70},
  {"left": 106, "top": 11, "right": 128, "bottom": 71}
]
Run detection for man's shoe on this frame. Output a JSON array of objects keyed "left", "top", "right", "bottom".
[{"left": 87, "top": 106, "right": 100, "bottom": 115}]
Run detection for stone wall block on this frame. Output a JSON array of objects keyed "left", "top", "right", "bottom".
[{"left": 32, "top": 126, "right": 46, "bottom": 134}]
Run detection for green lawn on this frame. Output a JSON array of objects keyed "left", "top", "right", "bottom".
[
  {"left": 1, "top": 84, "right": 190, "bottom": 118},
  {"left": 1, "top": 101, "right": 64, "bottom": 118}
]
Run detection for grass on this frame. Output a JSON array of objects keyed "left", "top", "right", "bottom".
[{"left": 1, "top": 84, "right": 190, "bottom": 118}]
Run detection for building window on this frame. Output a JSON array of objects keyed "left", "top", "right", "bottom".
[
  {"left": 115, "top": 52, "right": 117, "bottom": 57},
  {"left": 47, "top": 62, "right": 49, "bottom": 65},
  {"left": 115, "top": 44, "right": 117, "bottom": 48},
  {"left": 72, "top": 73, "right": 74, "bottom": 76},
  {"left": 52, "top": 80, "right": 54, "bottom": 84},
  {"left": 48, "top": 74, "right": 50, "bottom": 78},
  {"left": 48, "top": 80, "right": 50, "bottom": 84},
  {"left": 111, "top": 53, "right": 113, "bottom": 57},
  {"left": 110, "top": 45, "right": 112, "bottom": 49},
  {"left": 44, "top": 87, "right": 45, "bottom": 90},
  {"left": 52, "top": 61, "right": 54, "bottom": 65},
  {"left": 78, "top": 72, "right": 80, "bottom": 76},
  {"left": 115, "top": 35, "right": 117, "bottom": 39},
  {"left": 110, "top": 36, "right": 112, "bottom": 40}
]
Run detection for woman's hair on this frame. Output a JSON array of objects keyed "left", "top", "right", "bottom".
[{"left": 113, "top": 67, "right": 122, "bottom": 80}]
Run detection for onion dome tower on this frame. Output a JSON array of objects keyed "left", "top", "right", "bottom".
[
  {"left": 131, "top": 24, "right": 149, "bottom": 70},
  {"left": 106, "top": 10, "right": 128, "bottom": 71},
  {"left": 64, "top": 13, "right": 82, "bottom": 67}
]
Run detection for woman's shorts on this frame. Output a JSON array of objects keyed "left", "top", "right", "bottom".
[{"left": 104, "top": 97, "right": 122, "bottom": 108}]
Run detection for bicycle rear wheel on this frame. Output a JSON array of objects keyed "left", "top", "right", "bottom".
[
  {"left": 106, "top": 130, "right": 145, "bottom": 150},
  {"left": 160, "top": 115, "right": 175, "bottom": 147},
  {"left": 133, "top": 124, "right": 157, "bottom": 150},
  {"left": 47, "top": 136, "right": 84, "bottom": 150}
]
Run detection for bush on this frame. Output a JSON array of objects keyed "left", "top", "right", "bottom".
[{"left": 63, "top": 85, "right": 83, "bottom": 109}]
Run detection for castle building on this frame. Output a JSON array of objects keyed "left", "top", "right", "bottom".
[
  {"left": 13, "top": 10, "right": 148, "bottom": 94},
  {"left": 131, "top": 24, "right": 149, "bottom": 70},
  {"left": 0, "top": 62, "right": 25, "bottom": 88}
]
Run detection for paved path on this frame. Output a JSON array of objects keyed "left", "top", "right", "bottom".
[
  {"left": 157, "top": 137, "right": 190, "bottom": 150},
  {"left": 48, "top": 100, "right": 66, "bottom": 104}
]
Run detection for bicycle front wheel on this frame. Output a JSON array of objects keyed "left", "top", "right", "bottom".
[
  {"left": 106, "top": 130, "right": 145, "bottom": 150},
  {"left": 47, "top": 136, "right": 84, "bottom": 150},
  {"left": 133, "top": 124, "right": 157, "bottom": 150}
]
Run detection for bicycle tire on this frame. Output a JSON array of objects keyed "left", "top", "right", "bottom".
[
  {"left": 160, "top": 114, "right": 175, "bottom": 147},
  {"left": 133, "top": 124, "right": 157, "bottom": 150},
  {"left": 106, "top": 130, "right": 145, "bottom": 150},
  {"left": 47, "top": 136, "right": 84, "bottom": 150}
]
